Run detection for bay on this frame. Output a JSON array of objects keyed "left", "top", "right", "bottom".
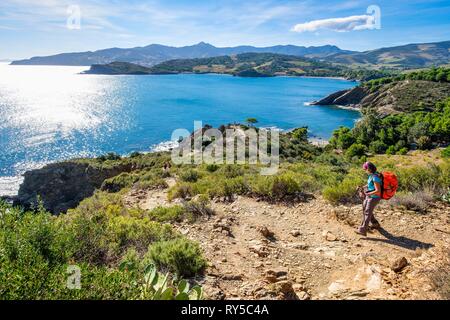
[{"left": 0, "top": 64, "right": 359, "bottom": 195}]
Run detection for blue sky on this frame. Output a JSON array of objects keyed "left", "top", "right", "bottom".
[{"left": 1, "top": 0, "right": 450, "bottom": 59}]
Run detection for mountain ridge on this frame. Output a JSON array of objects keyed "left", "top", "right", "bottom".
[
  {"left": 10, "top": 42, "right": 354, "bottom": 66},
  {"left": 327, "top": 40, "right": 450, "bottom": 68}
]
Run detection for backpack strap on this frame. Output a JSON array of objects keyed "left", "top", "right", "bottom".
[{"left": 377, "top": 172, "right": 384, "bottom": 198}]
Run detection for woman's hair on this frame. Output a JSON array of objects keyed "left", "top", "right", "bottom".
[{"left": 362, "top": 161, "right": 377, "bottom": 173}]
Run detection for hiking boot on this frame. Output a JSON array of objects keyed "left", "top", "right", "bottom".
[
  {"left": 370, "top": 221, "right": 381, "bottom": 229},
  {"left": 354, "top": 229, "right": 367, "bottom": 236}
]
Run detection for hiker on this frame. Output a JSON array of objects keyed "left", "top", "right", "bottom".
[{"left": 356, "top": 162, "right": 382, "bottom": 236}]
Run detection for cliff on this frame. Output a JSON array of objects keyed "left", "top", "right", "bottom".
[
  {"left": 312, "top": 80, "right": 450, "bottom": 115},
  {"left": 15, "top": 161, "right": 133, "bottom": 213}
]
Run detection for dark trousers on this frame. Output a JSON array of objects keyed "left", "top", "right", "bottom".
[{"left": 359, "top": 197, "right": 381, "bottom": 232}]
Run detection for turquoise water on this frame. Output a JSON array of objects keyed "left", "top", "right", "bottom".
[{"left": 0, "top": 64, "right": 359, "bottom": 195}]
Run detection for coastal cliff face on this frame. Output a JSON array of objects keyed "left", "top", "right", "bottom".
[
  {"left": 312, "top": 80, "right": 450, "bottom": 115},
  {"left": 15, "top": 161, "right": 133, "bottom": 213}
]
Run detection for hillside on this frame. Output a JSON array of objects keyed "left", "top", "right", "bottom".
[
  {"left": 85, "top": 53, "right": 390, "bottom": 80},
  {"left": 313, "top": 80, "right": 450, "bottom": 114},
  {"left": 328, "top": 41, "right": 450, "bottom": 69},
  {"left": 11, "top": 40, "right": 450, "bottom": 70},
  {"left": 2, "top": 145, "right": 449, "bottom": 299},
  {"left": 312, "top": 68, "right": 450, "bottom": 114},
  {"left": 10, "top": 42, "right": 352, "bottom": 67}
]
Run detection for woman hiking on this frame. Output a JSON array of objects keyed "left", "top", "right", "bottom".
[{"left": 355, "top": 162, "right": 382, "bottom": 236}]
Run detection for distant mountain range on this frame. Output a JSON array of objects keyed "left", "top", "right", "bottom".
[
  {"left": 10, "top": 42, "right": 353, "bottom": 67},
  {"left": 328, "top": 41, "right": 450, "bottom": 68},
  {"left": 10, "top": 40, "right": 450, "bottom": 69}
]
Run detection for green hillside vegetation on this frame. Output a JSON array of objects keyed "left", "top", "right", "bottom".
[
  {"left": 0, "top": 189, "right": 208, "bottom": 299},
  {"left": 330, "top": 98, "right": 450, "bottom": 156},
  {"left": 87, "top": 61, "right": 153, "bottom": 75},
  {"left": 359, "top": 68, "right": 450, "bottom": 114},
  {"left": 85, "top": 53, "right": 394, "bottom": 81},
  {"left": 364, "top": 67, "right": 450, "bottom": 91},
  {"left": 1, "top": 125, "right": 449, "bottom": 298},
  {"left": 362, "top": 80, "right": 450, "bottom": 114},
  {"left": 328, "top": 41, "right": 450, "bottom": 68}
]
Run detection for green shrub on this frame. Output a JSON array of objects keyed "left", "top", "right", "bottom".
[
  {"left": 168, "top": 183, "right": 194, "bottom": 201},
  {"left": 369, "top": 140, "right": 388, "bottom": 154},
  {"left": 396, "top": 164, "right": 444, "bottom": 193},
  {"left": 130, "top": 152, "right": 142, "bottom": 158},
  {"left": 205, "top": 164, "right": 219, "bottom": 172},
  {"left": 180, "top": 169, "right": 200, "bottom": 183},
  {"left": 148, "top": 206, "right": 185, "bottom": 223},
  {"left": 389, "top": 191, "right": 434, "bottom": 212},
  {"left": 102, "top": 172, "right": 139, "bottom": 192},
  {"left": 249, "top": 172, "right": 306, "bottom": 200},
  {"left": 65, "top": 191, "right": 177, "bottom": 263},
  {"left": 322, "top": 169, "right": 364, "bottom": 204},
  {"left": 148, "top": 239, "right": 206, "bottom": 277},
  {"left": 345, "top": 144, "right": 367, "bottom": 159},
  {"left": 386, "top": 145, "right": 396, "bottom": 155},
  {"left": 397, "top": 147, "right": 409, "bottom": 155},
  {"left": 136, "top": 169, "right": 168, "bottom": 190},
  {"left": 417, "top": 136, "right": 432, "bottom": 150},
  {"left": 441, "top": 146, "right": 450, "bottom": 158},
  {"left": 219, "top": 165, "right": 244, "bottom": 178},
  {"left": 218, "top": 176, "right": 249, "bottom": 200},
  {"left": 183, "top": 196, "right": 215, "bottom": 220},
  {"left": 98, "top": 152, "right": 122, "bottom": 161}
]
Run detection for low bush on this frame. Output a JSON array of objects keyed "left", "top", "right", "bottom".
[
  {"left": 442, "top": 146, "right": 450, "bottom": 158},
  {"left": 249, "top": 172, "right": 303, "bottom": 201},
  {"left": 102, "top": 172, "right": 139, "bottom": 192},
  {"left": 147, "top": 206, "right": 185, "bottom": 223},
  {"left": 148, "top": 238, "right": 206, "bottom": 277},
  {"left": 322, "top": 169, "right": 365, "bottom": 204},
  {"left": 345, "top": 143, "right": 367, "bottom": 159},
  {"left": 168, "top": 183, "right": 194, "bottom": 201},
  {"left": 395, "top": 164, "right": 446, "bottom": 194},
  {"left": 183, "top": 195, "right": 215, "bottom": 220},
  {"left": 389, "top": 191, "right": 435, "bottom": 212},
  {"left": 180, "top": 169, "right": 200, "bottom": 183},
  {"left": 97, "top": 152, "right": 122, "bottom": 161}
]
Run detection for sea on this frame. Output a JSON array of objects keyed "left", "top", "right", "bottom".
[{"left": 0, "top": 63, "right": 360, "bottom": 196}]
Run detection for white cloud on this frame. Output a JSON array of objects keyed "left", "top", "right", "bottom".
[{"left": 291, "top": 14, "right": 376, "bottom": 33}]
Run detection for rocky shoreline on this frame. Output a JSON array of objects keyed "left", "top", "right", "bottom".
[{"left": 12, "top": 160, "right": 135, "bottom": 213}]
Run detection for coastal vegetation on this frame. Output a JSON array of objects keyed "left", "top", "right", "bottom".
[
  {"left": 312, "top": 68, "right": 450, "bottom": 114},
  {"left": 364, "top": 67, "right": 450, "bottom": 91},
  {"left": 329, "top": 98, "right": 450, "bottom": 155},
  {"left": 85, "top": 53, "right": 393, "bottom": 81},
  {"left": 0, "top": 190, "right": 208, "bottom": 299},
  {"left": 1, "top": 128, "right": 449, "bottom": 299}
]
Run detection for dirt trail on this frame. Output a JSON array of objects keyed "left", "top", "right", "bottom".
[{"left": 125, "top": 182, "right": 450, "bottom": 300}]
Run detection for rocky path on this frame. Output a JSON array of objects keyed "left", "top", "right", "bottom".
[{"left": 125, "top": 183, "right": 450, "bottom": 300}]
